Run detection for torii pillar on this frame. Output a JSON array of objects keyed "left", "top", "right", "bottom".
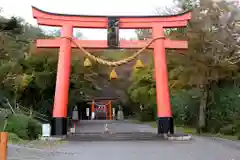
[
  {"left": 32, "top": 6, "right": 191, "bottom": 136},
  {"left": 153, "top": 25, "right": 173, "bottom": 134}
]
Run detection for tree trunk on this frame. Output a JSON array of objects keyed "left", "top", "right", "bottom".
[{"left": 197, "top": 84, "right": 208, "bottom": 134}]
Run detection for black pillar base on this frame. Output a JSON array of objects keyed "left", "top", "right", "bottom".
[
  {"left": 51, "top": 117, "right": 67, "bottom": 136},
  {"left": 157, "top": 117, "right": 174, "bottom": 134}
]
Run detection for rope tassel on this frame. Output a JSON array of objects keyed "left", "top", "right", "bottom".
[
  {"left": 109, "top": 68, "right": 118, "bottom": 80},
  {"left": 134, "top": 59, "right": 144, "bottom": 69},
  {"left": 84, "top": 58, "right": 92, "bottom": 67}
]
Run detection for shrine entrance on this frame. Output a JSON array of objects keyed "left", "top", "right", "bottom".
[
  {"left": 31, "top": 6, "right": 191, "bottom": 136},
  {"left": 87, "top": 97, "right": 117, "bottom": 120}
]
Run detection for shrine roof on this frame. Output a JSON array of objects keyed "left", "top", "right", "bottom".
[
  {"left": 85, "top": 97, "right": 119, "bottom": 104},
  {"left": 90, "top": 97, "right": 119, "bottom": 101},
  {"left": 32, "top": 6, "right": 192, "bottom": 18}
]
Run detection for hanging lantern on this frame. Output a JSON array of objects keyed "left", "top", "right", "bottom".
[
  {"left": 84, "top": 58, "right": 92, "bottom": 67},
  {"left": 134, "top": 59, "right": 144, "bottom": 69},
  {"left": 109, "top": 68, "right": 118, "bottom": 80}
]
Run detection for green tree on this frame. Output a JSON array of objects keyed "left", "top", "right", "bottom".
[
  {"left": 169, "top": 0, "right": 240, "bottom": 132},
  {"left": 128, "top": 0, "right": 240, "bottom": 133}
]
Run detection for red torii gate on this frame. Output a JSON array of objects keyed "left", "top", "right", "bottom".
[{"left": 32, "top": 6, "right": 191, "bottom": 136}]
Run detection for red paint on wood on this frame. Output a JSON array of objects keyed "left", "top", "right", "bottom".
[
  {"left": 119, "top": 21, "right": 188, "bottom": 29},
  {"left": 119, "top": 12, "right": 191, "bottom": 22},
  {"left": 153, "top": 25, "right": 172, "bottom": 117},
  {"left": 37, "top": 18, "right": 107, "bottom": 28},
  {"left": 32, "top": 7, "right": 107, "bottom": 22},
  {"left": 32, "top": 6, "right": 191, "bottom": 29},
  {"left": 52, "top": 25, "right": 73, "bottom": 118},
  {"left": 36, "top": 39, "right": 188, "bottom": 49}
]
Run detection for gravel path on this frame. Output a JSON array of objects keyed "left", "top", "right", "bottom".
[{"left": 7, "top": 120, "right": 240, "bottom": 160}]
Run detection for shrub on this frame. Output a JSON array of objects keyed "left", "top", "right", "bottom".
[
  {"left": 27, "top": 118, "right": 42, "bottom": 140},
  {"left": 6, "top": 114, "right": 29, "bottom": 139},
  {"left": 5, "top": 113, "right": 41, "bottom": 140},
  {"left": 0, "top": 114, "right": 5, "bottom": 131},
  {"left": 206, "top": 86, "right": 240, "bottom": 133},
  {"left": 219, "top": 124, "right": 236, "bottom": 135},
  {"left": 0, "top": 108, "right": 12, "bottom": 131},
  {"left": 8, "top": 132, "right": 25, "bottom": 143},
  {"left": 139, "top": 106, "right": 155, "bottom": 122},
  {"left": 234, "top": 120, "right": 240, "bottom": 133},
  {"left": 171, "top": 89, "right": 200, "bottom": 126}
]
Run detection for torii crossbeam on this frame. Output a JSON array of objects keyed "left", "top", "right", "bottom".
[{"left": 32, "top": 6, "right": 191, "bottom": 136}]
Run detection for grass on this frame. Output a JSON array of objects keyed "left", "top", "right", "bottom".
[
  {"left": 2, "top": 132, "right": 67, "bottom": 149},
  {"left": 176, "top": 126, "right": 239, "bottom": 140},
  {"left": 128, "top": 119, "right": 239, "bottom": 141},
  {"left": 25, "top": 139, "right": 67, "bottom": 149},
  {"left": 7, "top": 132, "right": 28, "bottom": 144}
]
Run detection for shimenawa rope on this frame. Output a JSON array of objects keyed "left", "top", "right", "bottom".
[{"left": 61, "top": 36, "right": 165, "bottom": 67}]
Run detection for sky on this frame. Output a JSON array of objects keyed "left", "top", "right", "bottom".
[{"left": 1, "top": 0, "right": 176, "bottom": 40}]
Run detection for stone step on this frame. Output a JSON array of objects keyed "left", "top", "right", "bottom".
[{"left": 66, "top": 132, "right": 192, "bottom": 141}]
